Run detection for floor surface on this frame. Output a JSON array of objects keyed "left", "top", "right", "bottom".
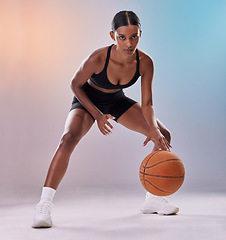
[{"left": 0, "top": 189, "right": 226, "bottom": 240}]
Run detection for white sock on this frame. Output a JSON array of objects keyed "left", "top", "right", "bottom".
[{"left": 40, "top": 187, "right": 56, "bottom": 203}]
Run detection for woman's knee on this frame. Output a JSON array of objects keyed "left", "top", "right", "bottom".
[{"left": 60, "top": 131, "right": 82, "bottom": 149}]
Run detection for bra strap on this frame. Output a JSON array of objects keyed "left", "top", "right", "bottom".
[
  {"left": 104, "top": 44, "right": 114, "bottom": 70},
  {"left": 136, "top": 49, "right": 140, "bottom": 75}
]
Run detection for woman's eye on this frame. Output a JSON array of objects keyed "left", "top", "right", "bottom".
[
  {"left": 131, "top": 35, "right": 138, "bottom": 39},
  {"left": 119, "top": 36, "right": 125, "bottom": 40}
]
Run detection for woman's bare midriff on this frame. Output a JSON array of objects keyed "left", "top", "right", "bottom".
[{"left": 87, "top": 79, "right": 120, "bottom": 93}]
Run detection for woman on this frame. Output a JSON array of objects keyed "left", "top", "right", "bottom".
[{"left": 32, "top": 10, "right": 179, "bottom": 228}]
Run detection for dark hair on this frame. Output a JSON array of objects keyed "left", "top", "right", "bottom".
[{"left": 111, "top": 11, "right": 141, "bottom": 32}]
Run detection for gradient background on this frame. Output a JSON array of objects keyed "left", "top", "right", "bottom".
[{"left": 1, "top": 0, "right": 225, "bottom": 195}]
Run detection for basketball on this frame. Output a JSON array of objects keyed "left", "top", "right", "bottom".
[{"left": 139, "top": 151, "right": 185, "bottom": 196}]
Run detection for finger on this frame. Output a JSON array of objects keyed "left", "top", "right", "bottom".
[
  {"left": 161, "top": 138, "right": 171, "bottom": 151},
  {"left": 162, "top": 136, "right": 172, "bottom": 148},
  {"left": 158, "top": 137, "right": 168, "bottom": 151},
  {"left": 143, "top": 137, "right": 151, "bottom": 146},
  {"left": 103, "top": 121, "right": 114, "bottom": 134},
  {"left": 102, "top": 128, "right": 110, "bottom": 136},
  {"left": 153, "top": 144, "right": 161, "bottom": 151},
  {"left": 99, "top": 124, "right": 109, "bottom": 136},
  {"left": 162, "top": 137, "right": 173, "bottom": 150},
  {"left": 104, "top": 126, "right": 112, "bottom": 134},
  {"left": 106, "top": 114, "right": 115, "bottom": 120},
  {"left": 106, "top": 121, "right": 114, "bottom": 130},
  {"left": 100, "top": 127, "right": 107, "bottom": 135}
]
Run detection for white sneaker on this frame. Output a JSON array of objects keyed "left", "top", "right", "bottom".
[
  {"left": 141, "top": 192, "right": 179, "bottom": 215},
  {"left": 32, "top": 201, "right": 53, "bottom": 228}
]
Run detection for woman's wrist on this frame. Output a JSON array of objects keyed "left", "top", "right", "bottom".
[
  {"left": 93, "top": 111, "right": 103, "bottom": 121},
  {"left": 150, "top": 124, "right": 160, "bottom": 131}
]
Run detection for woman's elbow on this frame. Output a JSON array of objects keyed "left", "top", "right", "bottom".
[
  {"left": 70, "top": 78, "right": 81, "bottom": 94},
  {"left": 70, "top": 79, "right": 76, "bottom": 92}
]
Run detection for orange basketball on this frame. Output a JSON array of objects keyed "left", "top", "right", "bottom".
[{"left": 139, "top": 151, "right": 185, "bottom": 196}]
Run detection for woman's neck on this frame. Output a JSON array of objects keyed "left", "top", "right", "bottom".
[{"left": 112, "top": 45, "right": 136, "bottom": 65}]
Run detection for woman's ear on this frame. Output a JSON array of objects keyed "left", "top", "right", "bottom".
[
  {"left": 110, "top": 31, "right": 115, "bottom": 41},
  {"left": 139, "top": 29, "right": 142, "bottom": 37}
]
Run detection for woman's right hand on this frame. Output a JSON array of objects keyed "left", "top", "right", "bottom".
[
  {"left": 143, "top": 127, "right": 172, "bottom": 151},
  {"left": 96, "top": 114, "right": 115, "bottom": 135}
]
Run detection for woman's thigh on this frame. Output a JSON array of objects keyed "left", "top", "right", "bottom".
[
  {"left": 63, "top": 109, "right": 94, "bottom": 139},
  {"left": 117, "top": 103, "right": 150, "bottom": 136},
  {"left": 117, "top": 103, "right": 170, "bottom": 140}
]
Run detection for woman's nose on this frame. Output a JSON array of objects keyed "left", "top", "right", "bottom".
[{"left": 126, "top": 39, "right": 132, "bottom": 48}]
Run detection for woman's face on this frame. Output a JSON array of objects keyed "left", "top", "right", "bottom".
[{"left": 110, "top": 25, "right": 141, "bottom": 56}]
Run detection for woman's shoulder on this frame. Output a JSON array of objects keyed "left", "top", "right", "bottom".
[
  {"left": 82, "top": 46, "right": 109, "bottom": 73},
  {"left": 137, "top": 49, "right": 154, "bottom": 66},
  {"left": 87, "top": 46, "right": 109, "bottom": 64},
  {"left": 137, "top": 49, "right": 154, "bottom": 76}
]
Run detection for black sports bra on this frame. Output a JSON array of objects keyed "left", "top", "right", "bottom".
[{"left": 90, "top": 44, "right": 140, "bottom": 89}]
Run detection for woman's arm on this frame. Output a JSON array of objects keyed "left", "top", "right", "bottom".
[
  {"left": 140, "top": 54, "right": 171, "bottom": 150},
  {"left": 70, "top": 50, "right": 114, "bottom": 135}
]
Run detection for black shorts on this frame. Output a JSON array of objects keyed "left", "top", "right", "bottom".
[{"left": 70, "top": 82, "right": 137, "bottom": 122}]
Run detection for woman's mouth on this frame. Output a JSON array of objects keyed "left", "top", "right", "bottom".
[{"left": 124, "top": 49, "right": 134, "bottom": 54}]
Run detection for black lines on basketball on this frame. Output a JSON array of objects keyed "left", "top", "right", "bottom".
[
  {"left": 145, "top": 159, "right": 181, "bottom": 169},
  {"left": 139, "top": 171, "right": 184, "bottom": 179},
  {"left": 144, "top": 151, "right": 159, "bottom": 169},
  {"left": 139, "top": 151, "right": 185, "bottom": 196},
  {"left": 144, "top": 179, "right": 171, "bottom": 194}
]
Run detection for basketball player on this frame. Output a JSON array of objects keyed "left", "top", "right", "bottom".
[{"left": 32, "top": 11, "right": 179, "bottom": 228}]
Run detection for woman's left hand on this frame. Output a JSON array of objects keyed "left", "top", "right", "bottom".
[
  {"left": 143, "top": 127, "right": 172, "bottom": 151},
  {"left": 96, "top": 113, "right": 115, "bottom": 135}
]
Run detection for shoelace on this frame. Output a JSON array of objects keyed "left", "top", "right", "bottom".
[
  {"left": 160, "top": 197, "right": 169, "bottom": 204},
  {"left": 149, "top": 195, "right": 169, "bottom": 204},
  {"left": 158, "top": 197, "right": 168, "bottom": 204},
  {"left": 36, "top": 202, "right": 52, "bottom": 215}
]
